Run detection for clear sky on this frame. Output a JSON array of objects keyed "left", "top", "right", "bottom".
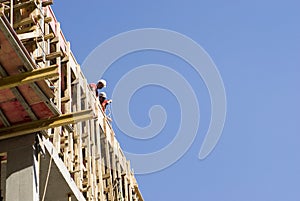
[{"left": 53, "top": 1, "right": 300, "bottom": 200}]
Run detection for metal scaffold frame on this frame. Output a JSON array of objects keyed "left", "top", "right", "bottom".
[{"left": 0, "top": 1, "right": 143, "bottom": 200}]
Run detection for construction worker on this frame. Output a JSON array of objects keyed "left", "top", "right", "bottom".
[
  {"left": 89, "top": 79, "right": 107, "bottom": 97},
  {"left": 97, "top": 79, "right": 106, "bottom": 90},
  {"left": 99, "top": 92, "right": 112, "bottom": 112},
  {"left": 89, "top": 83, "right": 98, "bottom": 96}
]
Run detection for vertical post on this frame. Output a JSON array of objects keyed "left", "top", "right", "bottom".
[
  {"left": 55, "top": 22, "right": 62, "bottom": 112},
  {"left": 123, "top": 174, "right": 129, "bottom": 201},
  {"left": 107, "top": 143, "right": 114, "bottom": 201},
  {"left": 128, "top": 182, "right": 133, "bottom": 201},
  {"left": 10, "top": 0, "right": 13, "bottom": 26},
  {"left": 65, "top": 42, "right": 72, "bottom": 114},
  {"left": 45, "top": 18, "right": 51, "bottom": 68},
  {"left": 73, "top": 71, "right": 83, "bottom": 191},
  {"left": 53, "top": 22, "right": 62, "bottom": 151},
  {"left": 96, "top": 123, "right": 105, "bottom": 200},
  {"left": 86, "top": 118, "right": 92, "bottom": 199},
  {"left": 39, "top": 0, "right": 46, "bottom": 64},
  {"left": 90, "top": 119, "right": 97, "bottom": 200},
  {"left": 116, "top": 162, "right": 124, "bottom": 201}
]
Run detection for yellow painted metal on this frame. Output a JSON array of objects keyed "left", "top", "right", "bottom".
[
  {"left": 0, "top": 65, "right": 59, "bottom": 90},
  {"left": 0, "top": 109, "right": 93, "bottom": 140}
]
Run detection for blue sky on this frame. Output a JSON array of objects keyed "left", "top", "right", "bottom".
[{"left": 53, "top": 1, "right": 300, "bottom": 200}]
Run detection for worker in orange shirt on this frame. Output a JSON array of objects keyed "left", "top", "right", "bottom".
[{"left": 99, "top": 92, "right": 112, "bottom": 112}]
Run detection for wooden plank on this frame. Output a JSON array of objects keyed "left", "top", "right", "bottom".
[
  {"left": 46, "top": 51, "right": 63, "bottom": 60},
  {"left": 13, "top": 0, "right": 35, "bottom": 10},
  {"left": 50, "top": 36, "right": 59, "bottom": 44},
  {"left": 13, "top": 15, "right": 38, "bottom": 29},
  {"left": 15, "top": 25, "right": 37, "bottom": 34},
  {"left": 0, "top": 109, "right": 93, "bottom": 140},
  {"left": 0, "top": 65, "right": 59, "bottom": 90},
  {"left": 44, "top": 16, "right": 52, "bottom": 23},
  {"left": 102, "top": 173, "right": 110, "bottom": 179},
  {"left": 18, "top": 31, "right": 39, "bottom": 40},
  {"left": 44, "top": 33, "right": 55, "bottom": 40},
  {"left": 61, "top": 96, "right": 70, "bottom": 103},
  {"left": 61, "top": 56, "right": 69, "bottom": 63},
  {"left": 27, "top": 32, "right": 55, "bottom": 42},
  {"left": 42, "top": 0, "right": 53, "bottom": 7}
]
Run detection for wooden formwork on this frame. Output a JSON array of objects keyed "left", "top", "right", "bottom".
[{"left": 0, "top": 1, "right": 143, "bottom": 200}]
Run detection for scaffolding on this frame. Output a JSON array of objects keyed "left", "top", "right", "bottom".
[{"left": 0, "top": 1, "right": 143, "bottom": 200}]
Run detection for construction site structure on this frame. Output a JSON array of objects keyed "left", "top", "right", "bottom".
[{"left": 0, "top": 1, "right": 144, "bottom": 200}]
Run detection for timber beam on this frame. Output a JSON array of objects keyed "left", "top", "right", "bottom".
[
  {"left": 0, "top": 109, "right": 94, "bottom": 140},
  {"left": 134, "top": 185, "right": 144, "bottom": 201},
  {"left": 42, "top": 0, "right": 53, "bottom": 7},
  {"left": 0, "top": 64, "right": 59, "bottom": 90}
]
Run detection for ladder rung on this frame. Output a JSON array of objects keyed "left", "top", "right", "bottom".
[
  {"left": 42, "top": 0, "right": 53, "bottom": 7},
  {"left": 46, "top": 51, "right": 64, "bottom": 60}
]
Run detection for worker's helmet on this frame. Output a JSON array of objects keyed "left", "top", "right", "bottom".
[
  {"left": 99, "top": 92, "right": 107, "bottom": 98},
  {"left": 97, "top": 79, "right": 106, "bottom": 88}
]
